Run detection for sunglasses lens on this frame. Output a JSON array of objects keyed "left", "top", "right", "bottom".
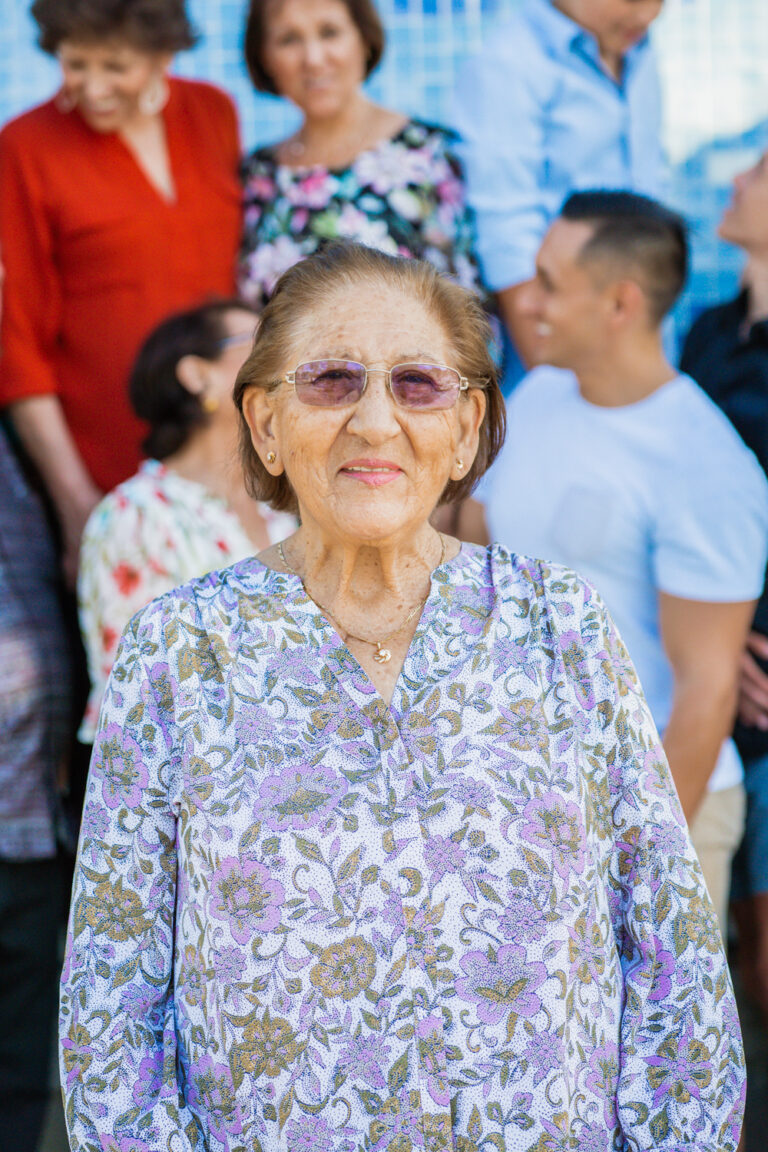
[
  {"left": 390, "top": 364, "right": 461, "bottom": 409},
  {"left": 294, "top": 361, "right": 365, "bottom": 406}
]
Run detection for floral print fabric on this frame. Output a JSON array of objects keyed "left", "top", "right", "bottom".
[
  {"left": 60, "top": 545, "right": 745, "bottom": 1151},
  {"left": 239, "top": 120, "right": 485, "bottom": 307},
  {"left": 77, "top": 459, "right": 294, "bottom": 741}
]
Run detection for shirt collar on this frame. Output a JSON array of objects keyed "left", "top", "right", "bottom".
[
  {"left": 738, "top": 288, "right": 768, "bottom": 344},
  {"left": 524, "top": 0, "right": 650, "bottom": 70}
]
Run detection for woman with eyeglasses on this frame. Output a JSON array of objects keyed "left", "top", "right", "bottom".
[
  {"left": 76, "top": 299, "right": 295, "bottom": 743},
  {"left": 61, "top": 244, "right": 745, "bottom": 1151},
  {"left": 0, "top": 0, "right": 242, "bottom": 587}
]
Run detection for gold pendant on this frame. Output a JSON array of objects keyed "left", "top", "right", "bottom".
[{"left": 373, "top": 644, "right": 392, "bottom": 664}]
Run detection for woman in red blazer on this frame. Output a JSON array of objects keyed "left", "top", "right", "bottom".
[{"left": 0, "top": 0, "right": 243, "bottom": 583}]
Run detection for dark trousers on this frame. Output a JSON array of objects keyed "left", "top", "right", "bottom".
[{"left": 0, "top": 857, "right": 65, "bottom": 1152}]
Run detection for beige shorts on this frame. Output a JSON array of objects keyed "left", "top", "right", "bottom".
[{"left": 689, "top": 782, "right": 746, "bottom": 942}]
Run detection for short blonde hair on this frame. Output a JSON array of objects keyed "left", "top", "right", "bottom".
[{"left": 233, "top": 243, "right": 505, "bottom": 515}]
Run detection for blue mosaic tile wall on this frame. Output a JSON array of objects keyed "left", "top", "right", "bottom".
[{"left": 2, "top": 0, "right": 768, "bottom": 338}]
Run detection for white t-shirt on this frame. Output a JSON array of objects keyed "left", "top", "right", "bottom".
[{"left": 483, "top": 368, "right": 768, "bottom": 792}]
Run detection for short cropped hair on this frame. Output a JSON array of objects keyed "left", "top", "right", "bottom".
[
  {"left": 561, "top": 190, "right": 689, "bottom": 323},
  {"left": 31, "top": 0, "right": 197, "bottom": 55},
  {"left": 244, "top": 0, "right": 385, "bottom": 94},
  {"left": 130, "top": 298, "right": 258, "bottom": 461},
  {"left": 233, "top": 242, "right": 504, "bottom": 514}
]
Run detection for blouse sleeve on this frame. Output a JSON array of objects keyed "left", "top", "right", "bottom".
[
  {"left": 77, "top": 494, "right": 177, "bottom": 742},
  {"left": 60, "top": 605, "right": 203, "bottom": 1149},
  {"left": 0, "top": 121, "right": 63, "bottom": 405},
  {"left": 561, "top": 575, "right": 745, "bottom": 1150}
]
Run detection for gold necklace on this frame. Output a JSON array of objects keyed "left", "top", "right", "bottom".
[{"left": 277, "top": 536, "right": 446, "bottom": 665}]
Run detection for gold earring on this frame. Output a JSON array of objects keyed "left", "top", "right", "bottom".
[
  {"left": 266, "top": 451, "right": 276, "bottom": 464},
  {"left": 456, "top": 459, "right": 465, "bottom": 471},
  {"left": 202, "top": 394, "right": 219, "bottom": 414}
]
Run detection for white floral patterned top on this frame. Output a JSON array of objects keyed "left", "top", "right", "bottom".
[
  {"left": 61, "top": 545, "right": 744, "bottom": 1151},
  {"left": 77, "top": 459, "right": 294, "bottom": 741}
]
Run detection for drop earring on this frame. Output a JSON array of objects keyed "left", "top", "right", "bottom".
[
  {"left": 138, "top": 75, "right": 169, "bottom": 117},
  {"left": 202, "top": 394, "right": 219, "bottom": 414},
  {"left": 55, "top": 87, "right": 77, "bottom": 114}
]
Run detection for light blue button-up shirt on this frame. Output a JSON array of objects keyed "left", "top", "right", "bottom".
[{"left": 453, "top": 0, "right": 668, "bottom": 292}]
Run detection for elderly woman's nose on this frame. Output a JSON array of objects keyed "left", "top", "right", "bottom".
[{"left": 346, "top": 372, "right": 401, "bottom": 438}]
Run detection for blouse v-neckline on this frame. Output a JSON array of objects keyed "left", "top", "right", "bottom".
[
  {"left": 108, "top": 85, "right": 179, "bottom": 206},
  {"left": 253, "top": 544, "right": 478, "bottom": 717}
]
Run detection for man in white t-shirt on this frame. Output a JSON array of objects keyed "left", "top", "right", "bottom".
[{"left": 481, "top": 190, "right": 768, "bottom": 935}]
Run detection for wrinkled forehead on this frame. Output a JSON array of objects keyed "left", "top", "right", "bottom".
[{"left": 278, "top": 277, "right": 454, "bottom": 366}]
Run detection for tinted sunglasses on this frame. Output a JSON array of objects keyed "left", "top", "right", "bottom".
[{"left": 283, "top": 360, "right": 470, "bottom": 410}]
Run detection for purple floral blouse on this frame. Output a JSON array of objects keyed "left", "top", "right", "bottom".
[{"left": 60, "top": 545, "right": 745, "bottom": 1151}]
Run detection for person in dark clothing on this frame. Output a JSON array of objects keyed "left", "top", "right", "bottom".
[
  {"left": 0, "top": 424, "right": 71, "bottom": 1151},
  {"left": 681, "top": 148, "right": 768, "bottom": 1019}
]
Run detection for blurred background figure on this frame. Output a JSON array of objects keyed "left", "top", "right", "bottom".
[
  {"left": 0, "top": 0, "right": 242, "bottom": 586},
  {"left": 77, "top": 299, "right": 295, "bottom": 743},
  {"left": 681, "top": 151, "right": 768, "bottom": 1021},
  {"left": 0, "top": 420, "right": 71, "bottom": 1151},
  {"left": 479, "top": 191, "right": 768, "bottom": 940},
  {"left": 453, "top": 0, "right": 667, "bottom": 382},
  {"left": 238, "top": 0, "right": 485, "bottom": 307}
]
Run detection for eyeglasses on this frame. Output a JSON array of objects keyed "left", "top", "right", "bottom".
[{"left": 283, "top": 360, "right": 470, "bottom": 411}]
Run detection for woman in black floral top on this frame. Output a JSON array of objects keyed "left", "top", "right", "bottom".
[{"left": 239, "top": 0, "right": 485, "bottom": 307}]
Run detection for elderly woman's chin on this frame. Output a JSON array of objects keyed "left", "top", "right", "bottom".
[{"left": 303, "top": 471, "right": 448, "bottom": 546}]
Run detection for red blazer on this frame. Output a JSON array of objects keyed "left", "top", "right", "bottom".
[{"left": 0, "top": 78, "right": 242, "bottom": 491}]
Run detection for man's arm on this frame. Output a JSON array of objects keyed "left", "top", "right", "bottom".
[
  {"left": 659, "top": 593, "right": 756, "bottom": 821},
  {"left": 452, "top": 42, "right": 548, "bottom": 354},
  {"left": 736, "top": 630, "right": 768, "bottom": 728}
]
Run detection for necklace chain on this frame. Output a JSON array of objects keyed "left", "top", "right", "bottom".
[{"left": 277, "top": 536, "right": 446, "bottom": 664}]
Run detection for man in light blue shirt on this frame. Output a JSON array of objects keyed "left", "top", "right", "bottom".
[
  {"left": 454, "top": 0, "right": 666, "bottom": 373},
  {"left": 480, "top": 191, "right": 768, "bottom": 938}
]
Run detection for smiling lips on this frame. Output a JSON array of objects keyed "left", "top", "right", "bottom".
[{"left": 339, "top": 459, "right": 403, "bottom": 487}]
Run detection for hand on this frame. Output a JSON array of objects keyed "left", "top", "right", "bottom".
[
  {"left": 737, "top": 631, "right": 768, "bottom": 729},
  {"left": 58, "top": 485, "right": 102, "bottom": 589}
]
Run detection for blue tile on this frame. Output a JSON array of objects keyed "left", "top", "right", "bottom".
[{"left": 1, "top": 0, "right": 764, "bottom": 340}]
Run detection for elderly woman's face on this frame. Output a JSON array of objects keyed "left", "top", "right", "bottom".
[
  {"left": 57, "top": 40, "right": 171, "bottom": 133},
  {"left": 245, "top": 280, "right": 485, "bottom": 545},
  {"left": 262, "top": 0, "right": 367, "bottom": 118}
]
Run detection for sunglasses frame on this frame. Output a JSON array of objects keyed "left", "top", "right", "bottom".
[{"left": 283, "top": 360, "right": 471, "bottom": 410}]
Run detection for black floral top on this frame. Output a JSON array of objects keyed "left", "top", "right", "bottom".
[{"left": 238, "top": 119, "right": 486, "bottom": 307}]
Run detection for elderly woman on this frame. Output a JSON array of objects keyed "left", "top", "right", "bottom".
[
  {"left": 61, "top": 244, "right": 745, "bottom": 1151},
  {"left": 0, "top": 0, "right": 242, "bottom": 583},
  {"left": 238, "top": 0, "right": 483, "bottom": 307}
]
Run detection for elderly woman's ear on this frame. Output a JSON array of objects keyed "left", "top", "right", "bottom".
[
  {"left": 452, "top": 386, "right": 487, "bottom": 480},
  {"left": 242, "top": 384, "right": 283, "bottom": 474}
]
